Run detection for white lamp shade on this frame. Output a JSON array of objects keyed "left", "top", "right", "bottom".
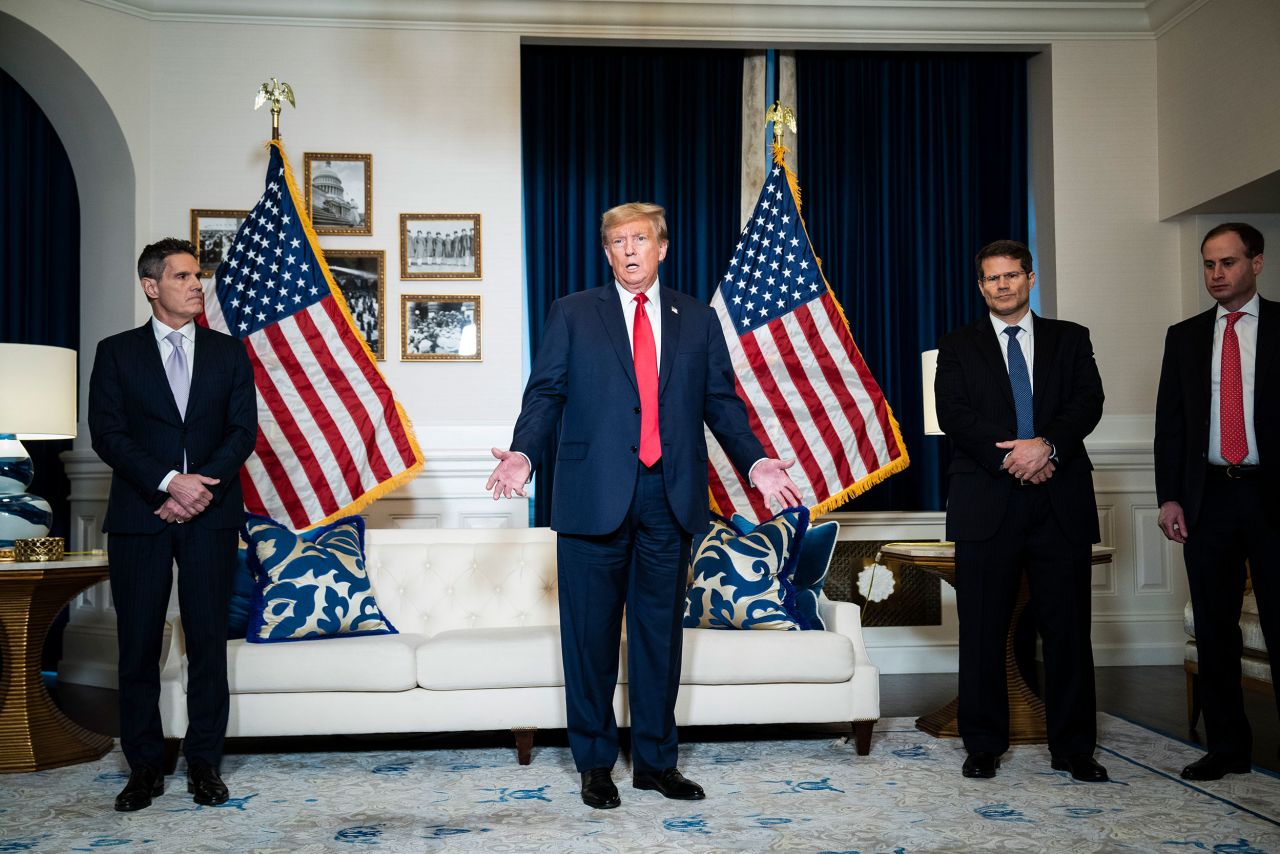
[
  {"left": 921, "top": 349, "right": 943, "bottom": 437},
  {"left": 0, "top": 343, "right": 78, "bottom": 439}
]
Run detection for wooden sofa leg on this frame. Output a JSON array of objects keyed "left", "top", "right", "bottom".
[
  {"left": 852, "top": 720, "right": 874, "bottom": 756},
  {"left": 162, "top": 738, "right": 181, "bottom": 775},
  {"left": 513, "top": 727, "right": 536, "bottom": 765}
]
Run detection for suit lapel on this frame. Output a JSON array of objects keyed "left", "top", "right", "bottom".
[
  {"left": 1031, "top": 313, "right": 1055, "bottom": 423},
  {"left": 596, "top": 285, "right": 638, "bottom": 393},
  {"left": 1256, "top": 297, "right": 1276, "bottom": 410},
  {"left": 973, "top": 318, "right": 1015, "bottom": 411},
  {"left": 188, "top": 325, "right": 212, "bottom": 418},
  {"left": 1190, "top": 307, "right": 1216, "bottom": 419},
  {"left": 657, "top": 286, "right": 681, "bottom": 397},
  {"left": 134, "top": 321, "right": 183, "bottom": 422}
]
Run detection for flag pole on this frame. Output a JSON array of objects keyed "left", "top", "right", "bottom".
[{"left": 254, "top": 77, "right": 296, "bottom": 141}]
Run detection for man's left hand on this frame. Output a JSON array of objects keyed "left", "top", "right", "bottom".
[
  {"left": 995, "top": 438, "right": 1052, "bottom": 481},
  {"left": 155, "top": 496, "right": 195, "bottom": 524},
  {"left": 752, "top": 458, "right": 802, "bottom": 510}
]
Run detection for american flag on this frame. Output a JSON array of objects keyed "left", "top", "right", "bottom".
[
  {"left": 707, "top": 152, "right": 908, "bottom": 522},
  {"left": 202, "top": 141, "right": 423, "bottom": 529}
]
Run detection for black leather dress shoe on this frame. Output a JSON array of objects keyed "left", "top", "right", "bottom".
[
  {"left": 114, "top": 768, "right": 164, "bottom": 812},
  {"left": 633, "top": 767, "right": 705, "bottom": 800},
  {"left": 1180, "top": 753, "right": 1252, "bottom": 781},
  {"left": 187, "top": 764, "right": 230, "bottom": 806},
  {"left": 580, "top": 768, "right": 620, "bottom": 809},
  {"left": 1051, "top": 754, "right": 1109, "bottom": 782},
  {"left": 961, "top": 751, "right": 999, "bottom": 779}
]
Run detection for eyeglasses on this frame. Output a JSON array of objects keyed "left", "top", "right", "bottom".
[{"left": 979, "top": 270, "right": 1028, "bottom": 285}]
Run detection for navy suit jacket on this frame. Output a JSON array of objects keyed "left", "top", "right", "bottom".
[
  {"left": 511, "top": 284, "right": 765, "bottom": 536},
  {"left": 1155, "top": 295, "right": 1279, "bottom": 526},
  {"left": 88, "top": 321, "right": 257, "bottom": 534},
  {"left": 935, "top": 313, "right": 1104, "bottom": 543}
]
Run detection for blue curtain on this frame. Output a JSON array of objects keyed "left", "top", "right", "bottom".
[
  {"left": 521, "top": 45, "right": 744, "bottom": 525},
  {"left": 1, "top": 67, "right": 80, "bottom": 667},
  {"left": 795, "top": 51, "right": 1030, "bottom": 511}
]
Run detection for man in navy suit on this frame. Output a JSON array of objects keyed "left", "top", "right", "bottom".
[
  {"left": 487, "top": 203, "right": 799, "bottom": 809},
  {"left": 1156, "top": 222, "right": 1277, "bottom": 781},
  {"left": 89, "top": 238, "right": 256, "bottom": 811},
  {"left": 935, "top": 240, "right": 1106, "bottom": 782}
]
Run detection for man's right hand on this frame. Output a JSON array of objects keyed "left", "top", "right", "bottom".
[
  {"left": 1158, "top": 500, "right": 1188, "bottom": 544},
  {"left": 155, "top": 496, "right": 194, "bottom": 524},
  {"left": 486, "top": 448, "right": 530, "bottom": 499},
  {"left": 168, "top": 473, "right": 220, "bottom": 515}
]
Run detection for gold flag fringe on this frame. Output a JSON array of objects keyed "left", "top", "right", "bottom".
[{"left": 269, "top": 139, "right": 425, "bottom": 530}]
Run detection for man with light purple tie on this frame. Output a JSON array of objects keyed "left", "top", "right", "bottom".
[{"left": 88, "top": 238, "right": 256, "bottom": 812}]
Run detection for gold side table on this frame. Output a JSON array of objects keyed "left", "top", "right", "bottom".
[
  {"left": 879, "top": 542, "right": 1114, "bottom": 745},
  {"left": 0, "top": 556, "right": 114, "bottom": 772}
]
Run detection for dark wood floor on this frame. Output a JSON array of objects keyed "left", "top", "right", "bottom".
[{"left": 49, "top": 665, "right": 1278, "bottom": 772}]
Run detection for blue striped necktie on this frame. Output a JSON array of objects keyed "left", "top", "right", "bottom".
[{"left": 1003, "top": 326, "right": 1033, "bottom": 439}]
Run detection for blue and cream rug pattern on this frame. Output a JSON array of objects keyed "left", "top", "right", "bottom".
[{"left": 2, "top": 715, "right": 1278, "bottom": 852}]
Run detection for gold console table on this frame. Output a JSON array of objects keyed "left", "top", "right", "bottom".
[
  {"left": 879, "top": 542, "right": 1114, "bottom": 744},
  {"left": 0, "top": 556, "right": 114, "bottom": 772}
]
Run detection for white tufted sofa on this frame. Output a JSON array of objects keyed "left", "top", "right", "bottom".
[{"left": 158, "top": 527, "right": 880, "bottom": 767}]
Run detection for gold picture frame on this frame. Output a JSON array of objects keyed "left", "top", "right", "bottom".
[
  {"left": 304, "top": 152, "right": 373, "bottom": 236},
  {"left": 190, "top": 208, "right": 249, "bottom": 276},
  {"left": 326, "top": 249, "right": 387, "bottom": 361},
  {"left": 400, "top": 213, "right": 481, "bottom": 280},
  {"left": 401, "top": 294, "right": 482, "bottom": 361}
]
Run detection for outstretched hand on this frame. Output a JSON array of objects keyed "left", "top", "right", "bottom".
[
  {"left": 752, "top": 458, "right": 802, "bottom": 511},
  {"left": 486, "top": 447, "right": 531, "bottom": 500}
]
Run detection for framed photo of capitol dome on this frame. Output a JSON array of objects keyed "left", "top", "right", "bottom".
[
  {"left": 400, "top": 213, "right": 482, "bottom": 280},
  {"left": 304, "top": 152, "right": 372, "bottom": 236}
]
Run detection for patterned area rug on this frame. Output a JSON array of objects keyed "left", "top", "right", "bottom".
[{"left": 2, "top": 715, "right": 1278, "bottom": 853}]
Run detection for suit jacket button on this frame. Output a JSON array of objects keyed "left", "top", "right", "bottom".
[
  {"left": 633, "top": 407, "right": 641, "bottom": 414},
  {"left": 630, "top": 446, "right": 638, "bottom": 454}
]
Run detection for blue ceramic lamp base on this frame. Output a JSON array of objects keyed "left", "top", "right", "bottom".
[{"left": 0, "top": 434, "right": 52, "bottom": 548}]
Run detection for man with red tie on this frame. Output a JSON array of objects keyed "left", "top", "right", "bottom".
[
  {"left": 1156, "top": 222, "right": 1278, "bottom": 780},
  {"left": 487, "top": 202, "right": 799, "bottom": 809}
]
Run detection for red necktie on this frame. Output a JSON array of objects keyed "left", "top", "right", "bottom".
[
  {"left": 1220, "top": 311, "right": 1247, "bottom": 465},
  {"left": 633, "top": 293, "right": 661, "bottom": 466}
]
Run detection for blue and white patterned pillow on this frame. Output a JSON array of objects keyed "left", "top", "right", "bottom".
[
  {"left": 732, "top": 513, "right": 837, "bottom": 631},
  {"left": 683, "top": 507, "right": 809, "bottom": 631},
  {"left": 243, "top": 513, "right": 396, "bottom": 643}
]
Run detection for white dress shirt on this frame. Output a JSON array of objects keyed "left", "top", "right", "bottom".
[
  {"left": 152, "top": 317, "right": 196, "bottom": 490},
  {"left": 1208, "top": 292, "right": 1260, "bottom": 465},
  {"left": 988, "top": 311, "right": 1035, "bottom": 393}
]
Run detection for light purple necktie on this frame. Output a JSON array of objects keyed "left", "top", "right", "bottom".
[{"left": 165, "top": 330, "right": 189, "bottom": 419}]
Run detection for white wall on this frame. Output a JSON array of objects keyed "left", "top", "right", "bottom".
[{"left": 0, "top": 0, "right": 1225, "bottom": 680}]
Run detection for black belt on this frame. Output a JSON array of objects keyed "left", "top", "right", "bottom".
[{"left": 1207, "top": 464, "right": 1261, "bottom": 480}]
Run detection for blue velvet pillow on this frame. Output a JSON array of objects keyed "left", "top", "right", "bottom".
[
  {"left": 684, "top": 507, "right": 808, "bottom": 630},
  {"left": 242, "top": 513, "right": 396, "bottom": 643},
  {"left": 226, "top": 538, "right": 255, "bottom": 640},
  {"left": 732, "top": 513, "right": 838, "bottom": 631}
]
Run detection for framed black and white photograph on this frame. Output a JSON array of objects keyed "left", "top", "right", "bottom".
[
  {"left": 326, "top": 249, "right": 386, "bottom": 360},
  {"left": 190, "top": 208, "right": 249, "bottom": 276},
  {"left": 401, "top": 295, "right": 481, "bottom": 361},
  {"left": 400, "top": 213, "right": 481, "bottom": 280},
  {"left": 304, "top": 153, "right": 372, "bottom": 235}
]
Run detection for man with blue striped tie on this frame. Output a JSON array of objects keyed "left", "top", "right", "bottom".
[{"left": 934, "top": 240, "right": 1107, "bottom": 782}]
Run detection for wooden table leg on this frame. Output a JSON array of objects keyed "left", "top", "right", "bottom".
[{"left": 0, "top": 572, "right": 114, "bottom": 773}]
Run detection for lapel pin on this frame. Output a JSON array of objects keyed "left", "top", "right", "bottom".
[{"left": 672, "top": 306, "right": 679, "bottom": 314}]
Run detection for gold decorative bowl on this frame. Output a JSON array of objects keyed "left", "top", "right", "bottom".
[
  {"left": 0, "top": 546, "right": 14, "bottom": 562},
  {"left": 14, "top": 536, "right": 65, "bottom": 562}
]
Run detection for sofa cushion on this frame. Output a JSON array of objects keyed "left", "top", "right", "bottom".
[
  {"left": 244, "top": 514, "right": 397, "bottom": 643},
  {"left": 684, "top": 508, "right": 807, "bottom": 631},
  {"left": 733, "top": 512, "right": 838, "bottom": 630},
  {"left": 219, "top": 632, "right": 425, "bottom": 693},
  {"left": 681, "top": 626, "right": 855, "bottom": 684},
  {"left": 417, "top": 625, "right": 566, "bottom": 689},
  {"left": 226, "top": 539, "right": 255, "bottom": 640}
]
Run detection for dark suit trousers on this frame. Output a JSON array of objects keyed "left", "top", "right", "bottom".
[
  {"left": 1183, "top": 473, "right": 1280, "bottom": 759},
  {"left": 109, "top": 525, "right": 237, "bottom": 772},
  {"left": 556, "top": 461, "right": 691, "bottom": 773},
  {"left": 955, "top": 486, "right": 1097, "bottom": 757}
]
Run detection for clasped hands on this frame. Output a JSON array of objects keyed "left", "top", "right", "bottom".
[
  {"left": 996, "top": 438, "right": 1054, "bottom": 484},
  {"left": 155, "top": 473, "right": 220, "bottom": 524}
]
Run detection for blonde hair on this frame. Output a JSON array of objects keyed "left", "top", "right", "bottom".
[{"left": 600, "top": 202, "right": 668, "bottom": 245}]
